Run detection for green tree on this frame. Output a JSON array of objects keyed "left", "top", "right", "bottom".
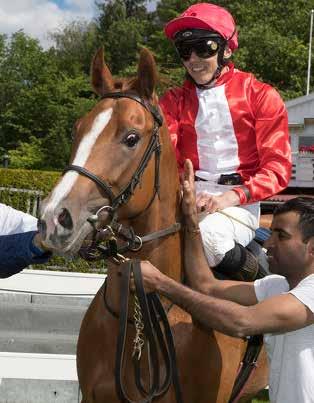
[
  {"left": 8, "top": 136, "right": 44, "bottom": 169},
  {"left": 49, "top": 20, "right": 100, "bottom": 76},
  {"left": 217, "top": 0, "right": 313, "bottom": 98},
  {"left": 0, "top": 31, "right": 97, "bottom": 170},
  {"left": 96, "top": 0, "right": 148, "bottom": 73}
]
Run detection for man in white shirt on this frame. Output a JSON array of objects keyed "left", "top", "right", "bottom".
[{"left": 139, "top": 160, "right": 314, "bottom": 403}]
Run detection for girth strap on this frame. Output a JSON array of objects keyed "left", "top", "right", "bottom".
[{"left": 115, "top": 259, "right": 183, "bottom": 403}]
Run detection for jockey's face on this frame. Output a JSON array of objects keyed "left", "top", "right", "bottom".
[{"left": 182, "top": 47, "right": 231, "bottom": 85}]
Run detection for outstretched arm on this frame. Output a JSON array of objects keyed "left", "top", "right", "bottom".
[
  {"left": 182, "top": 159, "right": 257, "bottom": 306},
  {"left": 0, "top": 204, "right": 51, "bottom": 277},
  {"left": 139, "top": 261, "right": 314, "bottom": 337},
  {"left": 0, "top": 231, "right": 51, "bottom": 278}
]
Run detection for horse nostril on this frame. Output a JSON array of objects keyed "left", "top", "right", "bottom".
[{"left": 58, "top": 208, "right": 73, "bottom": 230}]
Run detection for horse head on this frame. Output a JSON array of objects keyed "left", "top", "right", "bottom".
[{"left": 39, "top": 48, "right": 180, "bottom": 257}]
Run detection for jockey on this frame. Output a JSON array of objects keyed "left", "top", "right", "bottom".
[
  {"left": 160, "top": 3, "right": 292, "bottom": 280},
  {"left": 0, "top": 203, "right": 50, "bottom": 277}
]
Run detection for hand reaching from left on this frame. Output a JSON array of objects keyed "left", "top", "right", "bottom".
[{"left": 32, "top": 232, "right": 50, "bottom": 253}]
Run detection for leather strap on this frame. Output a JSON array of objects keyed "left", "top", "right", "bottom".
[
  {"left": 63, "top": 164, "right": 116, "bottom": 202},
  {"left": 141, "top": 223, "right": 181, "bottom": 243},
  {"left": 115, "top": 259, "right": 183, "bottom": 403},
  {"left": 228, "top": 334, "right": 264, "bottom": 403},
  {"left": 101, "top": 92, "right": 163, "bottom": 127}
]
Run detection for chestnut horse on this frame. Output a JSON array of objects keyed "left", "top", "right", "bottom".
[{"left": 39, "top": 48, "right": 268, "bottom": 402}]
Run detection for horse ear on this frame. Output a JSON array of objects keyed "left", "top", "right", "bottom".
[
  {"left": 91, "top": 48, "right": 114, "bottom": 96},
  {"left": 134, "top": 48, "right": 158, "bottom": 100}
]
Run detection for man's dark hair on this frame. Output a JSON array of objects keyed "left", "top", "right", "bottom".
[{"left": 274, "top": 197, "right": 314, "bottom": 242}]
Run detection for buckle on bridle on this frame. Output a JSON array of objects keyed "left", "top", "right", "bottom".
[{"left": 128, "top": 235, "right": 143, "bottom": 252}]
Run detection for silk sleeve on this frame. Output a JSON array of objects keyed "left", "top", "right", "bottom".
[{"left": 234, "top": 84, "right": 292, "bottom": 204}]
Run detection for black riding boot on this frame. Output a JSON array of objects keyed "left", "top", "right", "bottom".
[{"left": 214, "top": 243, "right": 259, "bottom": 282}]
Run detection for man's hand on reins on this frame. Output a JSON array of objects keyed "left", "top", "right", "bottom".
[
  {"left": 138, "top": 260, "right": 164, "bottom": 293},
  {"left": 123, "top": 260, "right": 163, "bottom": 294}
]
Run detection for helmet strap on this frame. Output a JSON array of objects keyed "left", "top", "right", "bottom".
[{"left": 187, "top": 65, "right": 222, "bottom": 89}]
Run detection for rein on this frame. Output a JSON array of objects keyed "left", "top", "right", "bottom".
[{"left": 116, "top": 259, "right": 183, "bottom": 403}]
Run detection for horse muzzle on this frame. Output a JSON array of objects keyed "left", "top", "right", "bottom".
[{"left": 39, "top": 203, "right": 97, "bottom": 255}]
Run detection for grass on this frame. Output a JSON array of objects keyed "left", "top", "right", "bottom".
[{"left": 252, "top": 388, "right": 270, "bottom": 402}]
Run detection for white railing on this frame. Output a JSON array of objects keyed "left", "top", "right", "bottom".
[
  {"left": 0, "top": 269, "right": 106, "bottom": 383},
  {"left": 0, "top": 186, "right": 43, "bottom": 217}
]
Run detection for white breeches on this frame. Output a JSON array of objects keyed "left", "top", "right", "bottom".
[{"left": 198, "top": 206, "right": 259, "bottom": 267}]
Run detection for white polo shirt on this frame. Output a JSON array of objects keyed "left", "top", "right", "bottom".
[{"left": 254, "top": 274, "right": 314, "bottom": 403}]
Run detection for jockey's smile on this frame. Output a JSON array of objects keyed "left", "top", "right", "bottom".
[
  {"left": 182, "top": 47, "right": 231, "bottom": 86},
  {"left": 183, "top": 51, "right": 219, "bottom": 85}
]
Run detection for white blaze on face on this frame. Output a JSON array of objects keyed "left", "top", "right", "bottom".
[{"left": 43, "top": 108, "right": 113, "bottom": 216}]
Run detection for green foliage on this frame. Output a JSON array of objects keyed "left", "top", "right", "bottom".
[
  {"left": 0, "top": 0, "right": 312, "bottom": 174},
  {"left": 49, "top": 20, "right": 100, "bottom": 76},
  {"left": 97, "top": 0, "right": 127, "bottom": 32},
  {"left": 104, "top": 17, "right": 146, "bottom": 72},
  {"left": 8, "top": 136, "right": 44, "bottom": 169},
  {"left": 0, "top": 31, "right": 97, "bottom": 170},
  {"left": 0, "top": 168, "right": 60, "bottom": 194},
  {"left": 96, "top": 0, "right": 149, "bottom": 73}
]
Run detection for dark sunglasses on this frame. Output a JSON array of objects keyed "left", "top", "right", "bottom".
[{"left": 175, "top": 39, "right": 220, "bottom": 61}]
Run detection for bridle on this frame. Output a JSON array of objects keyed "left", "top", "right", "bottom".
[
  {"left": 63, "top": 91, "right": 181, "bottom": 261},
  {"left": 65, "top": 92, "right": 163, "bottom": 212}
]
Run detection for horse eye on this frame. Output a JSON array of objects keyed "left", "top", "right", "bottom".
[{"left": 123, "top": 132, "right": 140, "bottom": 148}]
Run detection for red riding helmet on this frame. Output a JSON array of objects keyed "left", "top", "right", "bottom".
[{"left": 164, "top": 3, "right": 238, "bottom": 51}]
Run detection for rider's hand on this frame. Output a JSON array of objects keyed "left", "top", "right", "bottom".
[
  {"left": 196, "top": 191, "right": 241, "bottom": 214},
  {"left": 196, "top": 193, "right": 223, "bottom": 213}
]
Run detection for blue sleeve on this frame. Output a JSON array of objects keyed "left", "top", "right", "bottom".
[{"left": 0, "top": 231, "right": 51, "bottom": 278}]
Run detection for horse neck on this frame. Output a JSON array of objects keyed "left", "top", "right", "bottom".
[
  {"left": 109, "top": 125, "right": 183, "bottom": 282},
  {"left": 129, "top": 126, "right": 182, "bottom": 281},
  {"left": 105, "top": 126, "right": 182, "bottom": 313}
]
